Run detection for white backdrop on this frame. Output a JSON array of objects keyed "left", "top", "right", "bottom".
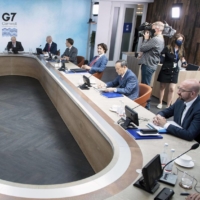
[{"left": 0, "top": 0, "right": 91, "bottom": 57}]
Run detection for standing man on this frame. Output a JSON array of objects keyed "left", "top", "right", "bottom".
[
  {"left": 140, "top": 21, "right": 165, "bottom": 109},
  {"left": 153, "top": 79, "right": 200, "bottom": 142},
  {"left": 43, "top": 36, "right": 57, "bottom": 55},
  {"left": 99, "top": 60, "right": 139, "bottom": 100},
  {"left": 7, "top": 36, "right": 24, "bottom": 51},
  {"left": 61, "top": 38, "right": 78, "bottom": 65},
  {"left": 81, "top": 43, "right": 108, "bottom": 74}
]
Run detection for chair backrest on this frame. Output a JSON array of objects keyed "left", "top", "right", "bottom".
[
  {"left": 134, "top": 83, "right": 152, "bottom": 107},
  {"left": 77, "top": 56, "right": 85, "bottom": 67},
  {"left": 93, "top": 72, "right": 104, "bottom": 80}
]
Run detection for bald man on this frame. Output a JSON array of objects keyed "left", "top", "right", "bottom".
[
  {"left": 43, "top": 36, "right": 57, "bottom": 55},
  {"left": 7, "top": 36, "right": 24, "bottom": 51},
  {"left": 153, "top": 79, "right": 200, "bottom": 142}
]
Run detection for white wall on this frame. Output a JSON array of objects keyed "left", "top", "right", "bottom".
[{"left": 94, "top": 0, "right": 154, "bottom": 66}]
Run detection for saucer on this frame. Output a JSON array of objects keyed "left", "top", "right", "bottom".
[
  {"left": 109, "top": 105, "right": 120, "bottom": 112},
  {"left": 175, "top": 154, "right": 195, "bottom": 168}
]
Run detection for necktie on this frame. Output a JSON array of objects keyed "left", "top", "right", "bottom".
[
  {"left": 180, "top": 103, "right": 186, "bottom": 125},
  {"left": 90, "top": 56, "right": 99, "bottom": 67},
  {"left": 48, "top": 44, "right": 50, "bottom": 52}
]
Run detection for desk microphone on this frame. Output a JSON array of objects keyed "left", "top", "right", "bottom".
[
  {"left": 132, "top": 99, "right": 151, "bottom": 110},
  {"left": 159, "top": 143, "right": 199, "bottom": 186}
]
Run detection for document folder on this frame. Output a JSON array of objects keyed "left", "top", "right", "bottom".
[{"left": 101, "top": 92, "right": 123, "bottom": 98}]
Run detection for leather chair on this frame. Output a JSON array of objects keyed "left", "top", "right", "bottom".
[
  {"left": 77, "top": 56, "right": 85, "bottom": 67},
  {"left": 134, "top": 83, "right": 152, "bottom": 107},
  {"left": 92, "top": 72, "right": 104, "bottom": 80}
]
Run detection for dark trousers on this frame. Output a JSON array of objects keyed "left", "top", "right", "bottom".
[{"left": 141, "top": 64, "right": 155, "bottom": 109}]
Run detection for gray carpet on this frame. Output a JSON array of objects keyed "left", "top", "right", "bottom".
[{"left": 0, "top": 76, "right": 95, "bottom": 185}]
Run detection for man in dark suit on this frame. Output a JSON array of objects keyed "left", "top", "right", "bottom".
[
  {"left": 153, "top": 79, "right": 200, "bottom": 142},
  {"left": 81, "top": 43, "right": 108, "bottom": 74},
  {"left": 7, "top": 36, "right": 24, "bottom": 51},
  {"left": 61, "top": 38, "right": 78, "bottom": 64},
  {"left": 99, "top": 60, "right": 139, "bottom": 100},
  {"left": 43, "top": 36, "right": 57, "bottom": 55}
]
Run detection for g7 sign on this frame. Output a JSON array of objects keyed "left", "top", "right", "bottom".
[{"left": 2, "top": 13, "right": 17, "bottom": 21}]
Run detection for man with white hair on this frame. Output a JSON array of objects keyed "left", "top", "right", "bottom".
[
  {"left": 153, "top": 79, "right": 200, "bottom": 142},
  {"left": 139, "top": 21, "right": 165, "bottom": 109},
  {"left": 43, "top": 36, "right": 57, "bottom": 55},
  {"left": 7, "top": 36, "right": 24, "bottom": 51}
]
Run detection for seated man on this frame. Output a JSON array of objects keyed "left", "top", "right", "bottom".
[
  {"left": 61, "top": 38, "right": 78, "bottom": 64},
  {"left": 100, "top": 60, "right": 139, "bottom": 100},
  {"left": 7, "top": 36, "right": 24, "bottom": 51},
  {"left": 153, "top": 79, "right": 200, "bottom": 142},
  {"left": 43, "top": 36, "right": 57, "bottom": 55},
  {"left": 81, "top": 43, "right": 108, "bottom": 74}
]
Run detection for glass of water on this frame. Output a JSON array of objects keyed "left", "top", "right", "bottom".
[{"left": 180, "top": 171, "right": 194, "bottom": 189}]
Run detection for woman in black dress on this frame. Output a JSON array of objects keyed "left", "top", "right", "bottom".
[{"left": 157, "top": 33, "right": 187, "bottom": 109}]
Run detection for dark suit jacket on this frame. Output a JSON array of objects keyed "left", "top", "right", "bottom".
[
  {"left": 158, "top": 96, "right": 200, "bottom": 142},
  {"left": 106, "top": 69, "right": 139, "bottom": 100},
  {"left": 89, "top": 55, "right": 108, "bottom": 74},
  {"left": 7, "top": 41, "right": 24, "bottom": 51},
  {"left": 43, "top": 42, "right": 57, "bottom": 55},
  {"left": 61, "top": 46, "right": 78, "bottom": 64}
]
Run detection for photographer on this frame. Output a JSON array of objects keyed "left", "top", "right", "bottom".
[{"left": 140, "top": 21, "right": 165, "bottom": 109}]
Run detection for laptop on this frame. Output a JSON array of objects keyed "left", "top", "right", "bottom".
[
  {"left": 186, "top": 63, "right": 200, "bottom": 71},
  {"left": 12, "top": 47, "right": 18, "bottom": 54},
  {"left": 36, "top": 48, "right": 43, "bottom": 55},
  {"left": 70, "top": 68, "right": 88, "bottom": 73}
]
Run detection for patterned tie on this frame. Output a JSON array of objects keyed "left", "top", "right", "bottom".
[
  {"left": 90, "top": 56, "right": 99, "bottom": 67},
  {"left": 48, "top": 44, "right": 50, "bottom": 52}
]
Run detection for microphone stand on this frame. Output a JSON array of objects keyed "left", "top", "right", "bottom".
[{"left": 159, "top": 143, "right": 199, "bottom": 186}]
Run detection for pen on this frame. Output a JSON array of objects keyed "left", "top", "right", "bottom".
[{"left": 180, "top": 193, "right": 190, "bottom": 196}]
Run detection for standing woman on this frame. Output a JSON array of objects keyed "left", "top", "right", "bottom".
[{"left": 157, "top": 33, "right": 187, "bottom": 109}]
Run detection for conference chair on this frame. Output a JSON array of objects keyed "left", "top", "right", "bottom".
[
  {"left": 92, "top": 72, "right": 104, "bottom": 80},
  {"left": 77, "top": 56, "right": 85, "bottom": 67},
  {"left": 134, "top": 83, "right": 152, "bottom": 107}
]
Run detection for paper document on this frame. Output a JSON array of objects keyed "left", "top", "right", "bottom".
[{"left": 147, "top": 121, "right": 182, "bottom": 132}]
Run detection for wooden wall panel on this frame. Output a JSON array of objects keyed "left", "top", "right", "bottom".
[{"left": 146, "top": 0, "right": 200, "bottom": 65}]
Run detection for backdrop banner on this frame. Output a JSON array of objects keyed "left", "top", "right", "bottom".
[{"left": 0, "top": 0, "right": 90, "bottom": 56}]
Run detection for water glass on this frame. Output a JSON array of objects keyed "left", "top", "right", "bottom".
[{"left": 180, "top": 171, "right": 194, "bottom": 189}]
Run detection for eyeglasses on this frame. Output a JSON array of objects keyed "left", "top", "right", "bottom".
[{"left": 177, "top": 86, "right": 192, "bottom": 93}]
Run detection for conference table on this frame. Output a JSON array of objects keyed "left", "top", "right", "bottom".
[{"left": 0, "top": 53, "right": 199, "bottom": 200}]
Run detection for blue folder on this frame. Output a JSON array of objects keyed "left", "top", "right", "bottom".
[
  {"left": 101, "top": 92, "right": 123, "bottom": 98},
  {"left": 127, "top": 129, "right": 163, "bottom": 140}
]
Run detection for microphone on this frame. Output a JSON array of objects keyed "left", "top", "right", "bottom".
[
  {"left": 159, "top": 143, "right": 199, "bottom": 186},
  {"left": 132, "top": 99, "right": 151, "bottom": 110}
]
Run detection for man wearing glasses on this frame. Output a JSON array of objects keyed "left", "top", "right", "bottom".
[{"left": 153, "top": 79, "right": 200, "bottom": 142}]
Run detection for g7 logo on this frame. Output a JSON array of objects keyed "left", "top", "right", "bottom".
[{"left": 2, "top": 13, "right": 17, "bottom": 21}]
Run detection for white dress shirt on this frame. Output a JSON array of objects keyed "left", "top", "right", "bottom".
[{"left": 164, "top": 96, "right": 198, "bottom": 129}]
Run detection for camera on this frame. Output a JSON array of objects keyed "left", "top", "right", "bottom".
[
  {"left": 138, "top": 21, "right": 176, "bottom": 38},
  {"left": 138, "top": 22, "right": 153, "bottom": 37},
  {"left": 162, "top": 21, "right": 176, "bottom": 38}
]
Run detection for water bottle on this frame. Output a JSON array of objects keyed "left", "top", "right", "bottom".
[
  {"left": 117, "top": 100, "right": 125, "bottom": 117},
  {"left": 160, "top": 143, "right": 169, "bottom": 167},
  {"left": 164, "top": 149, "right": 175, "bottom": 173}
]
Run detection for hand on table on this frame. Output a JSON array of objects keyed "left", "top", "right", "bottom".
[
  {"left": 153, "top": 114, "right": 167, "bottom": 127},
  {"left": 81, "top": 65, "right": 91, "bottom": 70},
  {"left": 104, "top": 88, "right": 115, "bottom": 92},
  {"left": 186, "top": 193, "right": 200, "bottom": 200},
  {"left": 98, "top": 83, "right": 106, "bottom": 89},
  {"left": 61, "top": 56, "right": 69, "bottom": 61}
]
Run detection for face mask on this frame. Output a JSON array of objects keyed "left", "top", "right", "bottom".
[{"left": 175, "top": 40, "right": 183, "bottom": 46}]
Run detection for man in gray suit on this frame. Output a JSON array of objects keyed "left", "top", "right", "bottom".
[{"left": 61, "top": 38, "right": 78, "bottom": 64}]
